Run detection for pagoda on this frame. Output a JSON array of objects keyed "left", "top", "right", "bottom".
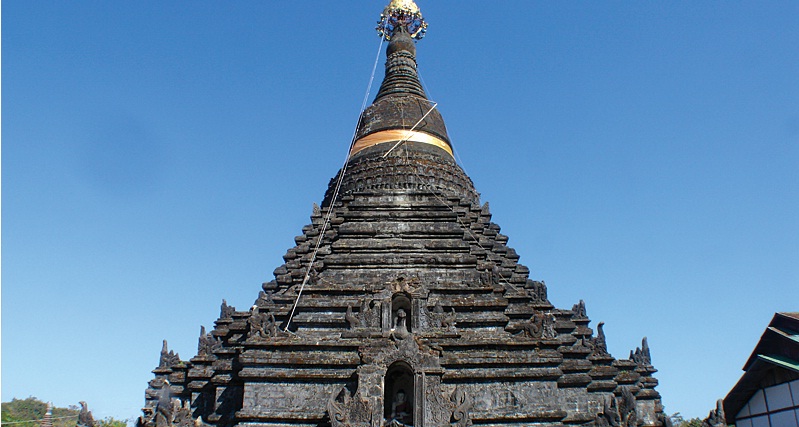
[{"left": 137, "top": 2, "right": 669, "bottom": 426}]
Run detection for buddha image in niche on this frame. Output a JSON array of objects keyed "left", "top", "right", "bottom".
[{"left": 389, "top": 389, "right": 412, "bottom": 425}]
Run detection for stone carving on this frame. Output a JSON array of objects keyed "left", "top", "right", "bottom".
[
  {"left": 288, "top": 268, "right": 319, "bottom": 294},
  {"left": 479, "top": 265, "right": 501, "bottom": 287},
  {"left": 327, "top": 386, "right": 371, "bottom": 427},
  {"left": 154, "top": 383, "right": 174, "bottom": 427},
  {"left": 306, "top": 267, "right": 320, "bottom": 287},
  {"left": 525, "top": 280, "right": 548, "bottom": 303},
  {"left": 429, "top": 302, "right": 456, "bottom": 330},
  {"left": 603, "top": 393, "right": 623, "bottom": 427},
  {"left": 544, "top": 313, "right": 557, "bottom": 339},
  {"left": 494, "top": 390, "right": 518, "bottom": 410},
  {"left": 197, "top": 326, "right": 221, "bottom": 357},
  {"left": 619, "top": 387, "right": 640, "bottom": 427},
  {"left": 346, "top": 299, "right": 382, "bottom": 331},
  {"left": 701, "top": 399, "right": 726, "bottom": 427},
  {"left": 392, "top": 309, "right": 410, "bottom": 339},
  {"left": 606, "top": 393, "right": 623, "bottom": 427},
  {"left": 159, "top": 340, "right": 180, "bottom": 368},
  {"left": 77, "top": 402, "right": 95, "bottom": 427},
  {"left": 591, "top": 322, "right": 610, "bottom": 357},
  {"left": 139, "top": 381, "right": 199, "bottom": 427},
  {"left": 450, "top": 386, "right": 473, "bottom": 427},
  {"left": 388, "top": 275, "right": 421, "bottom": 294},
  {"left": 357, "top": 330, "right": 441, "bottom": 376},
  {"left": 327, "top": 387, "right": 350, "bottom": 427},
  {"left": 572, "top": 300, "right": 587, "bottom": 319},
  {"left": 587, "top": 393, "right": 621, "bottom": 427},
  {"left": 576, "top": 336, "right": 593, "bottom": 350},
  {"left": 425, "top": 377, "right": 451, "bottom": 426},
  {"left": 521, "top": 311, "right": 557, "bottom": 340},
  {"left": 220, "top": 299, "right": 235, "bottom": 319},
  {"left": 247, "top": 307, "right": 278, "bottom": 339},
  {"left": 345, "top": 305, "right": 359, "bottom": 329},
  {"left": 630, "top": 337, "right": 651, "bottom": 366},
  {"left": 171, "top": 401, "right": 194, "bottom": 427}
]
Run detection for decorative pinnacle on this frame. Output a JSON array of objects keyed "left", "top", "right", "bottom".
[{"left": 377, "top": 0, "right": 428, "bottom": 41}]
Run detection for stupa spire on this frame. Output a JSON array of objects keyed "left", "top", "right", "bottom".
[
  {"left": 350, "top": 0, "right": 452, "bottom": 159},
  {"left": 40, "top": 403, "right": 53, "bottom": 427},
  {"left": 374, "top": 0, "right": 428, "bottom": 100},
  {"left": 373, "top": 25, "right": 426, "bottom": 101}
]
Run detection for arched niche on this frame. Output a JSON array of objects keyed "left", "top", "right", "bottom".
[
  {"left": 391, "top": 293, "right": 412, "bottom": 334},
  {"left": 384, "top": 361, "right": 414, "bottom": 425}
]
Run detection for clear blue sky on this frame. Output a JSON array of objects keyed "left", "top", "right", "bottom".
[{"left": 3, "top": 1, "right": 797, "bottom": 422}]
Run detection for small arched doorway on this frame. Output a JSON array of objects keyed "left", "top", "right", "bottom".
[{"left": 384, "top": 362, "right": 414, "bottom": 425}]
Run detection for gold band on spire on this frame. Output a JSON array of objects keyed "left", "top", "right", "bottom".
[{"left": 350, "top": 130, "right": 453, "bottom": 158}]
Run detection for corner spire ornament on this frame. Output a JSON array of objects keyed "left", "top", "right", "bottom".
[{"left": 377, "top": 0, "right": 428, "bottom": 41}]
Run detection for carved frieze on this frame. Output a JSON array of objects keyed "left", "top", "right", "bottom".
[
  {"left": 219, "top": 300, "right": 235, "bottom": 319},
  {"left": 591, "top": 322, "right": 610, "bottom": 358},
  {"left": 630, "top": 338, "right": 651, "bottom": 366},
  {"left": 525, "top": 280, "right": 549, "bottom": 303},
  {"left": 586, "top": 393, "right": 622, "bottom": 427},
  {"left": 159, "top": 340, "right": 181, "bottom": 368},
  {"left": 346, "top": 299, "right": 383, "bottom": 337},
  {"left": 463, "top": 381, "right": 573, "bottom": 421},
  {"left": 701, "top": 399, "right": 726, "bottom": 427},
  {"left": 77, "top": 402, "right": 95, "bottom": 427},
  {"left": 619, "top": 387, "right": 639, "bottom": 427},
  {"left": 387, "top": 275, "right": 422, "bottom": 295},
  {"left": 450, "top": 386, "right": 473, "bottom": 427},
  {"left": 428, "top": 301, "right": 456, "bottom": 331},
  {"left": 242, "top": 382, "right": 340, "bottom": 417},
  {"left": 424, "top": 376, "right": 450, "bottom": 426},
  {"left": 247, "top": 307, "right": 279, "bottom": 340},
  {"left": 257, "top": 290, "right": 274, "bottom": 305},
  {"left": 197, "top": 326, "right": 221, "bottom": 357},
  {"left": 327, "top": 384, "right": 375, "bottom": 427},
  {"left": 572, "top": 300, "right": 588, "bottom": 320},
  {"left": 479, "top": 265, "right": 501, "bottom": 288},
  {"left": 521, "top": 311, "right": 557, "bottom": 340},
  {"left": 138, "top": 381, "right": 205, "bottom": 427}
]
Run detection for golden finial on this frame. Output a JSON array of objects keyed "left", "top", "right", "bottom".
[
  {"left": 383, "top": 0, "right": 421, "bottom": 16},
  {"left": 377, "top": 0, "right": 427, "bottom": 41}
]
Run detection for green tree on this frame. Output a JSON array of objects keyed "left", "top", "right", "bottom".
[
  {"left": 95, "top": 418, "right": 127, "bottom": 427},
  {"left": 670, "top": 412, "right": 686, "bottom": 425},
  {"left": 1, "top": 398, "right": 127, "bottom": 427},
  {"left": 676, "top": 418, "right": 704, "bottom": 427},
  {"left": 1, "top": 397, "right": 79, "bottom": 427}
]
